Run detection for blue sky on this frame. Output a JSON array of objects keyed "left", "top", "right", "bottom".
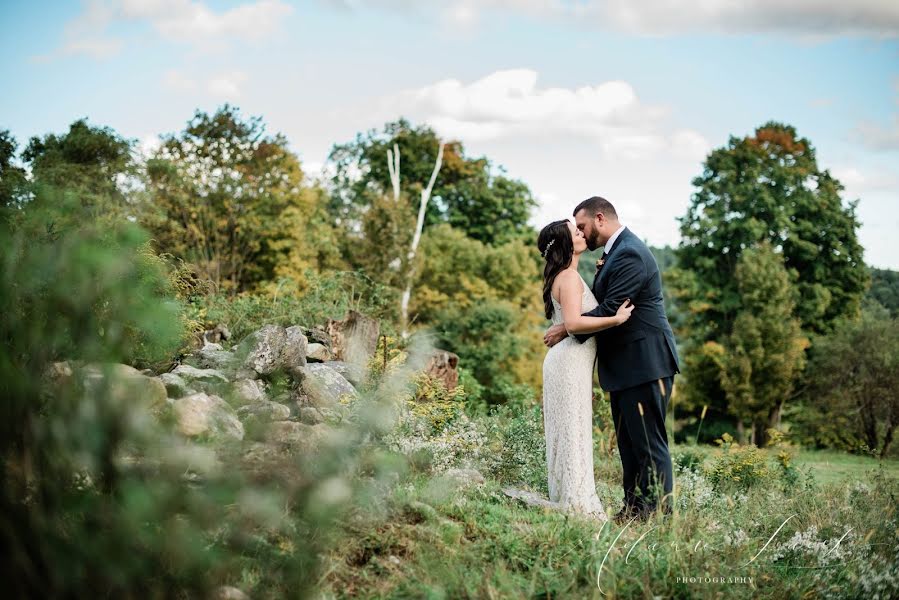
[{"left": 2, "top": 0, "right": 898, "bottom": 267}]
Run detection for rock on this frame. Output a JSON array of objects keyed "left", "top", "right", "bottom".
[
  {"left": 326, "top": 310, "right": 380, "bottom": 370},
  {"left": 204, "top": 324, "right": 232, "bottom": 344},
  {"left": 501, "top": 487, "right": 557, "bottom": 509},
  {"left": 158, "top": 372, "right": 192, "bottom": 399},
  {"left": 306, "top": 343, "right": 331, "bottom": 362},
  {"left": 323, "top": 360, "right": 364, "bottom": 387},
  {"left": 42, "top": 361, "right": 73, "bottom": 385},
  {"left": 297, "top": 406, "right": 324, "bottom": 425},
  {"left": 172, "top": 364, "right": 229, "bottom": 385},
  {"left": 173, "top": 392, "right": 244, "bottom": 441},
  {"left": 196, "top": 342, "right": 235, "bottom": 371},
  {"left": 422, "top": 349, "right": 460, "bottom": 392},
  {"left": 443, "top": 468, "right": 486, "bottom": 487},
  {"left": 213, "top": 586, "right": 249, "bottom": 600},
  {"left": 281, "top": 325, "right": 307, "bottom": 376},
  {"left": 82, "top": 363, "right": 167, "bottom": 410},
  {"left": 230, "top": 379, "right": 266, "bottom": 406},
  {"left": 264, "top": 421, "right": 329, "bottom": 448},
  {"left": 237, "top": 401, "right": 291, "bottom": 424},
  {"left": 299, "top": 364, "right": 358, "bottom": 408},
  {"left": 236, "top": 325, "right": 287, "bottom": 377}
]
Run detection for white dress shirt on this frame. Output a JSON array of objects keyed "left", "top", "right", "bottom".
[{"left": 603, "top": 224, "right": 626, "bottom": 254}]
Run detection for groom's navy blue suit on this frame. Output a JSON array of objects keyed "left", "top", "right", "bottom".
[{"left": 573, "top": 227, "right": 679, "bottom": 514}]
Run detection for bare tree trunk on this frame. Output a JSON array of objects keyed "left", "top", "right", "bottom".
[
  {"left": 394, "top": 142, "right": 444, "bottom": 338},
  {"left": 387, "top": 143, "right": 400, "bottom": 201},
  {"left": 736, "top": 420, "right": 746, "bottom": 445},
  {"left": 880, "top": 424, "right": 895, "bottom": 459}
]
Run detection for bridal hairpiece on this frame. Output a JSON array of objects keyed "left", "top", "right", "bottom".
[{"left": 541, "top": 239, "right": 555, "bottom": 258}]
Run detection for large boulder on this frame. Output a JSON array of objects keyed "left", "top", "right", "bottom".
[
  {"left": 281, "top": 325, "right": 308, "bottom": 376},
  {"left": 236, "top": 324, "right": 287, "bottom": 377},
  {"left": 195, "top": 342, "right": 236, "bottom": 371},
  {"left": 305, "top": 343, "right": 332, "bottom": 362},
  {"left": 173, "top": 392, "right": 244, "bottom": 441},
  {"left": 265, "top": 421, "right": 329, "bottom": 448},
  {"left": 229, "top": 378, "right": 266, "bottom": 407},
  {"left": 323, "top": 360, "right": 364, "bottom": 387},
  {"left": 82, "top": 363, "right": 167, "bottom": 410},
  {"left": 158, "top": 372, "right": 192, "bottom": 399},
  {"left": 237, "top": 401, "right": 291, "bottom": 425},
  {"left": 172, "top": 364, "right": 229, "bottom": 386},
  {"left": 299, "top": 364, "right": 358, "bottom": 408}
]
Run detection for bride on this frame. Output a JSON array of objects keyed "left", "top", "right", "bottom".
[{"left": 537, "top": 219, "right": 634, "bottom": 521}]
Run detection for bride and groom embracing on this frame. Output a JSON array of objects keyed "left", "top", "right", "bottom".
[{"left": 538, "top": 196, "right": 680, "bottom": 524}]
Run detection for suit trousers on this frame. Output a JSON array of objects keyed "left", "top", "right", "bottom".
[{"left": 609, "top": 375, "right": 674, "bottom": 512}]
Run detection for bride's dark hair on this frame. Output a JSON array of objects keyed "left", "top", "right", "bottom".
[{"left": 538, "top": 220, "right": 575, "bottom": 320}]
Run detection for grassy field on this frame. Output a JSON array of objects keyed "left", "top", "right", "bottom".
[{"left": 312, "top": 441, "right": 899, "bottom": 599}]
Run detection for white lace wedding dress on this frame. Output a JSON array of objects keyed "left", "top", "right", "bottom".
[{"left": 542, "top": 275, "right": 608, "bottom": 521}]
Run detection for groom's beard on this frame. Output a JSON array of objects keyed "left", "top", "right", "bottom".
[{"left": 587, "top": 231, "right": 601, "bottom": 251}]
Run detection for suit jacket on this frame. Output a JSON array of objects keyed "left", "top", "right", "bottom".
[{"left": 574, "top": 227, "right": 680, "bottom": 392}]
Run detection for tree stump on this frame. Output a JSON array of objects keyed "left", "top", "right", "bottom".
[
  {"left": 423, "top": 349, "right": 459, "bottom": 391},
  {"left": 326, "top": 311, "right": 380, "bottom": 372}
]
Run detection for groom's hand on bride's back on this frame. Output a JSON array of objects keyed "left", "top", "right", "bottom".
[{"left": 543, "top": 323, "right": 568, "bottom": 348}]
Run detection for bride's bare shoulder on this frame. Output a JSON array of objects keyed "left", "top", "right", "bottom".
[{"left": 552, "top": 269, "right": 581, "bottom": 295}]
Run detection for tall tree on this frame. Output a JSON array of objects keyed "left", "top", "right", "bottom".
[
  {"left": 20, "top": 119, "right": 136, "bottom": 221},
  {"left": 142, "top": 105, "right": 322, "bottom": 295},
  {"left": 674, "top": 122, "right": 868, "bottom": 415},
  {"left": 327, "top": 119, "right": 537, "bottom": 246},
  {"left": 711, "top": 243, "right": 808, "bottom": 446},
  {"left": 0, "top": 129, "right": 28, "bottom": 210},
  {"left": 677, "top": 122, "right": 867, "bottom": 338},
  {"left": 868, "top": 268, "right": 899, "bottom": 317}
]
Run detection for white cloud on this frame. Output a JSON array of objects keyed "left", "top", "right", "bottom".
[
  {"left": 48, "top": 0, "right": 293, "bottom": 59},
  {"left": 390, "top": 69, "right": 709, "bottom": 161},
  {"left": 163, "top": 69, "right": 249, "bottom": 98},
  {"left": 344, "top": 0, "right": 899, "bottom": 37}
]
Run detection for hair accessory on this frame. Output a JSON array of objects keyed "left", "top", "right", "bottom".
[{"left": 541, "top": 239, "right": 556, "bottom": 258}]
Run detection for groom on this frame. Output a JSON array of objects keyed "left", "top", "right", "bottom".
[{"left": 544, "top": 196, "right": 679, "bottom": 522}]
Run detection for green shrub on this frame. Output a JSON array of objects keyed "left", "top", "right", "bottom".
[
  {"left": 706, "top": 433, "right": 771, "bottom": 491},
  {"left": 199, "top": 270, "right": 398, "bottom": 342}
]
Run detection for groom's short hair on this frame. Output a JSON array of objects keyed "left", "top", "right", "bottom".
[{"left": 574, "top": 196, "right": 618, "bottom": 219}]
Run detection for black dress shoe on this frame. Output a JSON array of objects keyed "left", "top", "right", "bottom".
[
  {"left": 634, "top": 504, "right": 673, "bottom": 521},
  {"left": 612, "top": 506, "right": 641, "bottom": 524}
]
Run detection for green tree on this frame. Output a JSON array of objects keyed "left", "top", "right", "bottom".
[
  {"left": 327, "top": 118, "right": 537, "bottom": 246},
  {"left": 142, "top": 105, "right": 324, "bottom": 295},
  {"left": 710, "top": 243, "right": 807, "bottom": 446},
  {"left": 0, "top": 129, "right": 28, "bottom": 209},
  {"left": 412, "top": 224, "right": 544, "bottom": 402},
  {"left": 674, "top": 122, "right": 868, "bottom": 415},
  {"left": 867, "top": 268, "right": 899, "bottom": 317},
  {"left": 22, "top": 119, "right": 137, "bottom": 221},
  {"left": 677, "top": 122, "right": 867, "bottom": 337},
  {"left": 796, "top": 304, "right": 899, "bottom": 457}
]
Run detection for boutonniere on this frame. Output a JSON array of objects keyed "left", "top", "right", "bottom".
[{"left": 596, "top": 258, "right": 605, "bottom": 269}]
